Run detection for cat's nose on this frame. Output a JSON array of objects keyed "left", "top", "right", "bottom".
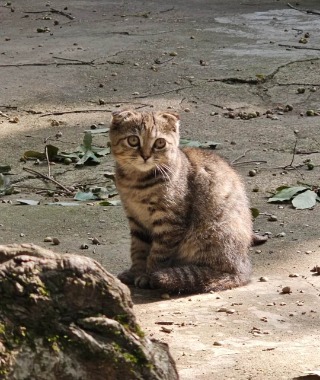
[{"left": 141, "top": 153, "right": 151, "bottom": 162}]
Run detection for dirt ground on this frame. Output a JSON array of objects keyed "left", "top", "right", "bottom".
[{"left": 1, "top": 1, "right": 320, "bottom": 379}]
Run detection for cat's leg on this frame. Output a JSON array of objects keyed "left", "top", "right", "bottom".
[{"left": 118, "top": 219, "right": 152, "bottom": 287}]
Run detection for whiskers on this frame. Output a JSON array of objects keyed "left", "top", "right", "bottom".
[{"left": 155, "top": 162, "right": 174, "bottom": 183}]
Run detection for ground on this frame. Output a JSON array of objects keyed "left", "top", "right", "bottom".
[{"left": 1, "top": 1, "right": 320, "bottom": 379}]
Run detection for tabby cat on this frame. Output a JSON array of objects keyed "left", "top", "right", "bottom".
[{"left": 109, "top": 109, "right": 265, "bottom": 294}]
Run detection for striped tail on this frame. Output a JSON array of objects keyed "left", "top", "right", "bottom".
[{"left": 150, "top": 265, "right": 250, "bottom": 294}]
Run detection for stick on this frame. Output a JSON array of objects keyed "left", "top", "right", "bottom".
[
  {"left": 0, "top": 111, "right": 10, "bottom": 119},
  {"left": 231, "top": 149, "right": 250, "bottom": 165},
  {"left": 40, "top": 109, "right": 113, "bottom": 117},
  {"left": 287, "top": 2, "right": 320, "bottom": 16},
  {"left": 23, "top": 8, "right": 75, "bottom": 20},
  {"left": 278, "top": 44, "right": 320, "bottom": 51},
  {"left": 22, "top": 167, "right": 73, "bottom": 194},
  {"left": 44, "top": 146, "right": 51, "bottom": 178},
  {"left": 133, "top": 86, "right": 194, "bottom": 99},
  {"left": 233, "top": 160, "right": 267, "bottom": 166},
  {"left": 284, "top": 138, "right": 298, "bottom": 169}
]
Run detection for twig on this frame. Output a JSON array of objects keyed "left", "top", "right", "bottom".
[
  {"left": 233, "top": 160, "right": 267, "bottom": 166},
  {"left": 287, "top": 2, "right": 320, "bottom": 16},
  {"left": 44, "top": 146, "right": 51, "bottom": 178},
  {"left": 22, "top": 167, "right": 73, "bottom": 194},
  {"left": 23, "top": 8, "right": 75, "bottom": 20},
  {"left": 231, "top": 149, "right": 250, "bottom": 165},
  {"left": 278, "top": 44, "right": 320, "bottom": 51},
  {"left": 133, "top": 86, "right": 194, "bottom": 99},
  {"left": 296, "top": 150, "right": 320, "bottom": 155},
  {"left": 40, "top": 109, "right": 112, "bottom": 117},
  {"left": 52, "top": 56, "right": 95, "bottom": 65},
  {"left": 284, "top": 138, "right": 298, "bottom": 169}
]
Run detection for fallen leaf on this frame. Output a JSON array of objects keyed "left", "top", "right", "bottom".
[
  {"left": 292, "top": 190, "right": 317, "bottom": 209},
  {"left": 16, "top": 199, "right": 40, "bottom": 206}
]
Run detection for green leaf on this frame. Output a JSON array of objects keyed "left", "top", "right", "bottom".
[
  {"left": 250, "top": 207, "right": 260, "bottom": 219},
  {"left": 83, "top": 132, "right": 93, "bottom": 150},
  {"left": 46, "top": 144, "right": 59, "bottom": 160},
  {"left": 23, "top": 150, "right": 46, "bottom": 160},
  {"left": 0, "top": 165, "right": 11, "bottom": 173},
  {"left": 16, "top": 199, "right": 40, "bottom": 206},
  {"left": 0, "top": 174, "right": 13, "bottom": 195},
  {"left": 99, "top": 200, "right": 121, "bottom": 206},
  {"left": 292, "top": 190, "right": 317, "bottom": 209},
  {"left": 74, "top": 191, "right": 98, "bottom": 201},
  {"left": 75, "top": 150, "right": 100, "bottom": 166},
  {"left": 268, "top": 186, "right": 307, "bottom": 203},
  {"left": 91, "top": 146, "right": 110, "bottom": 156}
]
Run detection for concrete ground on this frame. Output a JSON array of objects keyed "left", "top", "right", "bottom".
[{"left": 1, "top": 0, "right": 320, "bottom": 378}]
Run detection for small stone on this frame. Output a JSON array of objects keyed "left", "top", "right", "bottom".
[
  {"left": 111, "top": 72, "right": 118, "bottom": 76},
  {"left": 134, "top": 62, "right": 139, "bottom": 66},
  {"left": 289, "top": 273, "right": 299, "bottom": 278},
  {"left": 98, "top": 83, "right": 104, "bottom": 88},
  {"left": 20, "top": 233, "right": 25, "bottom": 237},
  {"left": 99, "top": 98, "right": 105, "bottom": 105},
  {"left": 161, "top": 293, "right": 170, "bottom": 300},
  {"left": 184, "top": 108, "right": 190, "bottom": 112},
  {"left": 43, "top": 236, "right": 53, "bottom": 242},
  {"left": 276, "top": 232, "right": 286, "bottom": 238},
  {"left": 267, "top": 303, "right": 275, "bottom": 306},
  {"left": 297, "top": 87, "right": 305, "bottom": 94},
  {"left": 169, "top": 51, "right": 178, "bottom": 56},
  {"left": 210, "top": 111, "right": 217, "bottom": 116},
  {"left": 255, "top": 250, "right": 262, "bottom": 254},
  {"left": 281, "top": 286, "right": 292, "bottom": 294},
  {"left": 306, "top": 110, "right": 315, "bottom": 116},
  {"left": 217, "top": 307, "right": 236, "bottom": 314},
  {"left": 190, "top": 36, "right": 195, "bottom": 39},
  {"left": 52, "top": 237, "right": 60, "bottom": 245},
  {"left": 271, "top": 116, "right": 279, "bottom": 120},
  {"left": 248, "top": 169, "right": 257, "bottom": 177},
  {"left": 92, "top": 237, "right": 101, "bottom": 245},
  {"left": 64, "top": 158, "right": 72, "bottom": 165},
  {"left": 310, "top": 87, "right": 317, "bottom": 92},
  {"left": 280, "top": 302, "right": 286, "bottom": 306},
  {"left": 305, "top": 250, "right": 312, "bottom": 254},
  {"left": 259, "top": 277, "right": 268, "bottom": 282},
  {"left": 213, "top": 341, "right": 223, "bottom": 346},
  {"left": 53, "top": 20, "right": 59, "bottom": 25},
  {"left": 132, "top": 92, "right": 139, "bottom": 96},
  {"left": 268, "top": 215, "right": 278, "bottom": 222},
  {"left": 80, "top": 244, "right": 89, "bottom": 250}
]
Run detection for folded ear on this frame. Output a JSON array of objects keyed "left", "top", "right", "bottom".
[
  {"left": 160, "top": 111, "right": 180, "bottom": 132},
  {"left": 111, "top": 109, "right": 137, "bottom": 125}
]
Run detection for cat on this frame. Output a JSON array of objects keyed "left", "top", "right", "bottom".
[{"left": 109, "top": 109, "right": 266, "bottom": 294}]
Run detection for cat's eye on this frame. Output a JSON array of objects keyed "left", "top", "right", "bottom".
[
  {"left": 153, "top": 138, "right": 166, "bottom": 150},
  {"left": 127, "top": 135, "right": 140, "bottom": 147}
]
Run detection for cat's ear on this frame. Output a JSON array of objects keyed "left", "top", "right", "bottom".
[
  {"left": 160, "top": 112, "right": 180, "bottom": 132},
  {"left": 111, "top": 109, "right": 137, "bottom": 125}
]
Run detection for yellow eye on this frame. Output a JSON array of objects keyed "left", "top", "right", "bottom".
[
  {"left": 153, "top": 138, "right": 166, "bottom": 149},
  {"left": 127, "top": 135, "right": 140, "bottom": 147}
]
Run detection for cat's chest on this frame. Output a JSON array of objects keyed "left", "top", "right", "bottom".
[{"left": 120, "top": 189, "right": 160, "bottom": 230}]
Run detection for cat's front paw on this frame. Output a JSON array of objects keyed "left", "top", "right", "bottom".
[
  {"left": 134, "top": 274, "right": 151, "bottom": 289},
  {"left": 118, "top": 269, "right": 135, "bottom": 285}
]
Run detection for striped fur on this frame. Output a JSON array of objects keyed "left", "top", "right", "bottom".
[{"left": 110, "top": 110, "right": 255, "bottom": 294}]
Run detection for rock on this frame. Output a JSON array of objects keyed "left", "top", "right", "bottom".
[
  {"left": 0, "top": 244, "right": 178, "bottom": 380},
  {"left": 281, "top": 286, "right": 292, "bottom": 294}
]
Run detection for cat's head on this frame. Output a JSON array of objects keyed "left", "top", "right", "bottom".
[{"left": 109, "top": 110, "right": 180, "bottom": 172}]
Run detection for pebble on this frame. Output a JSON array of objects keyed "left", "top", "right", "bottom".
[
  {"left": 268, "top": 215, "right": 278, "bottom": 222},
  {"left": 52, "top": 237, "right": 60, "bottom": 245},
  {"left": 255, "top": 250, "right": 262, "bottom": 254},
  {"left": 248, "top": 169, "right": 257, "bottom": 177},
  {"left": 281, "top": 286, "right": 292, "bottom": 294},
  {"left": 161, "top": 293, "right": 170, "bottom": 300},
  {"left": 259, "top": 277, "right": 268, "bottom": 282},
  {"left": 184, "top": 108, "right": 191, "bottom": 112},
  {"left": 305, "top": 250, "right": 312, "bottom": 254},
  {"left": 43, "top": 236, "right": 53, "bottom": 242},
  {"left": 276, "top": 232, "right": 286, "bottom": 237},
  {"left": 169, "top": 51, "right": 178, "bottom": 56},
  {"left": 213, "top": 341, "right": 223, "bottom": 346},
  {"left": 289, "top": 273, "right": 299, "bottom": 278},
  {"left": 20, "top": 233, "right": 25, "bottom": 237},
  {"left": 217, "top": 307, "right": 236, "bottom": 314},
  {"left": 92, "top": 237, "right": 101, "bottom": 245},
  {"left": 280, "top": 302, "right": 286, "bottom": 306},
  {"left": 80, "top": 244, "right": 89, "bottom": 250},
  {"left": 132, "top": 92, "right": 139, "bottom": 95}
]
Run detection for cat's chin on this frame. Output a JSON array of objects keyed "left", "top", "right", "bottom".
[{"left": 135, "top": 164, "right": 156, "bottom": 172}]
